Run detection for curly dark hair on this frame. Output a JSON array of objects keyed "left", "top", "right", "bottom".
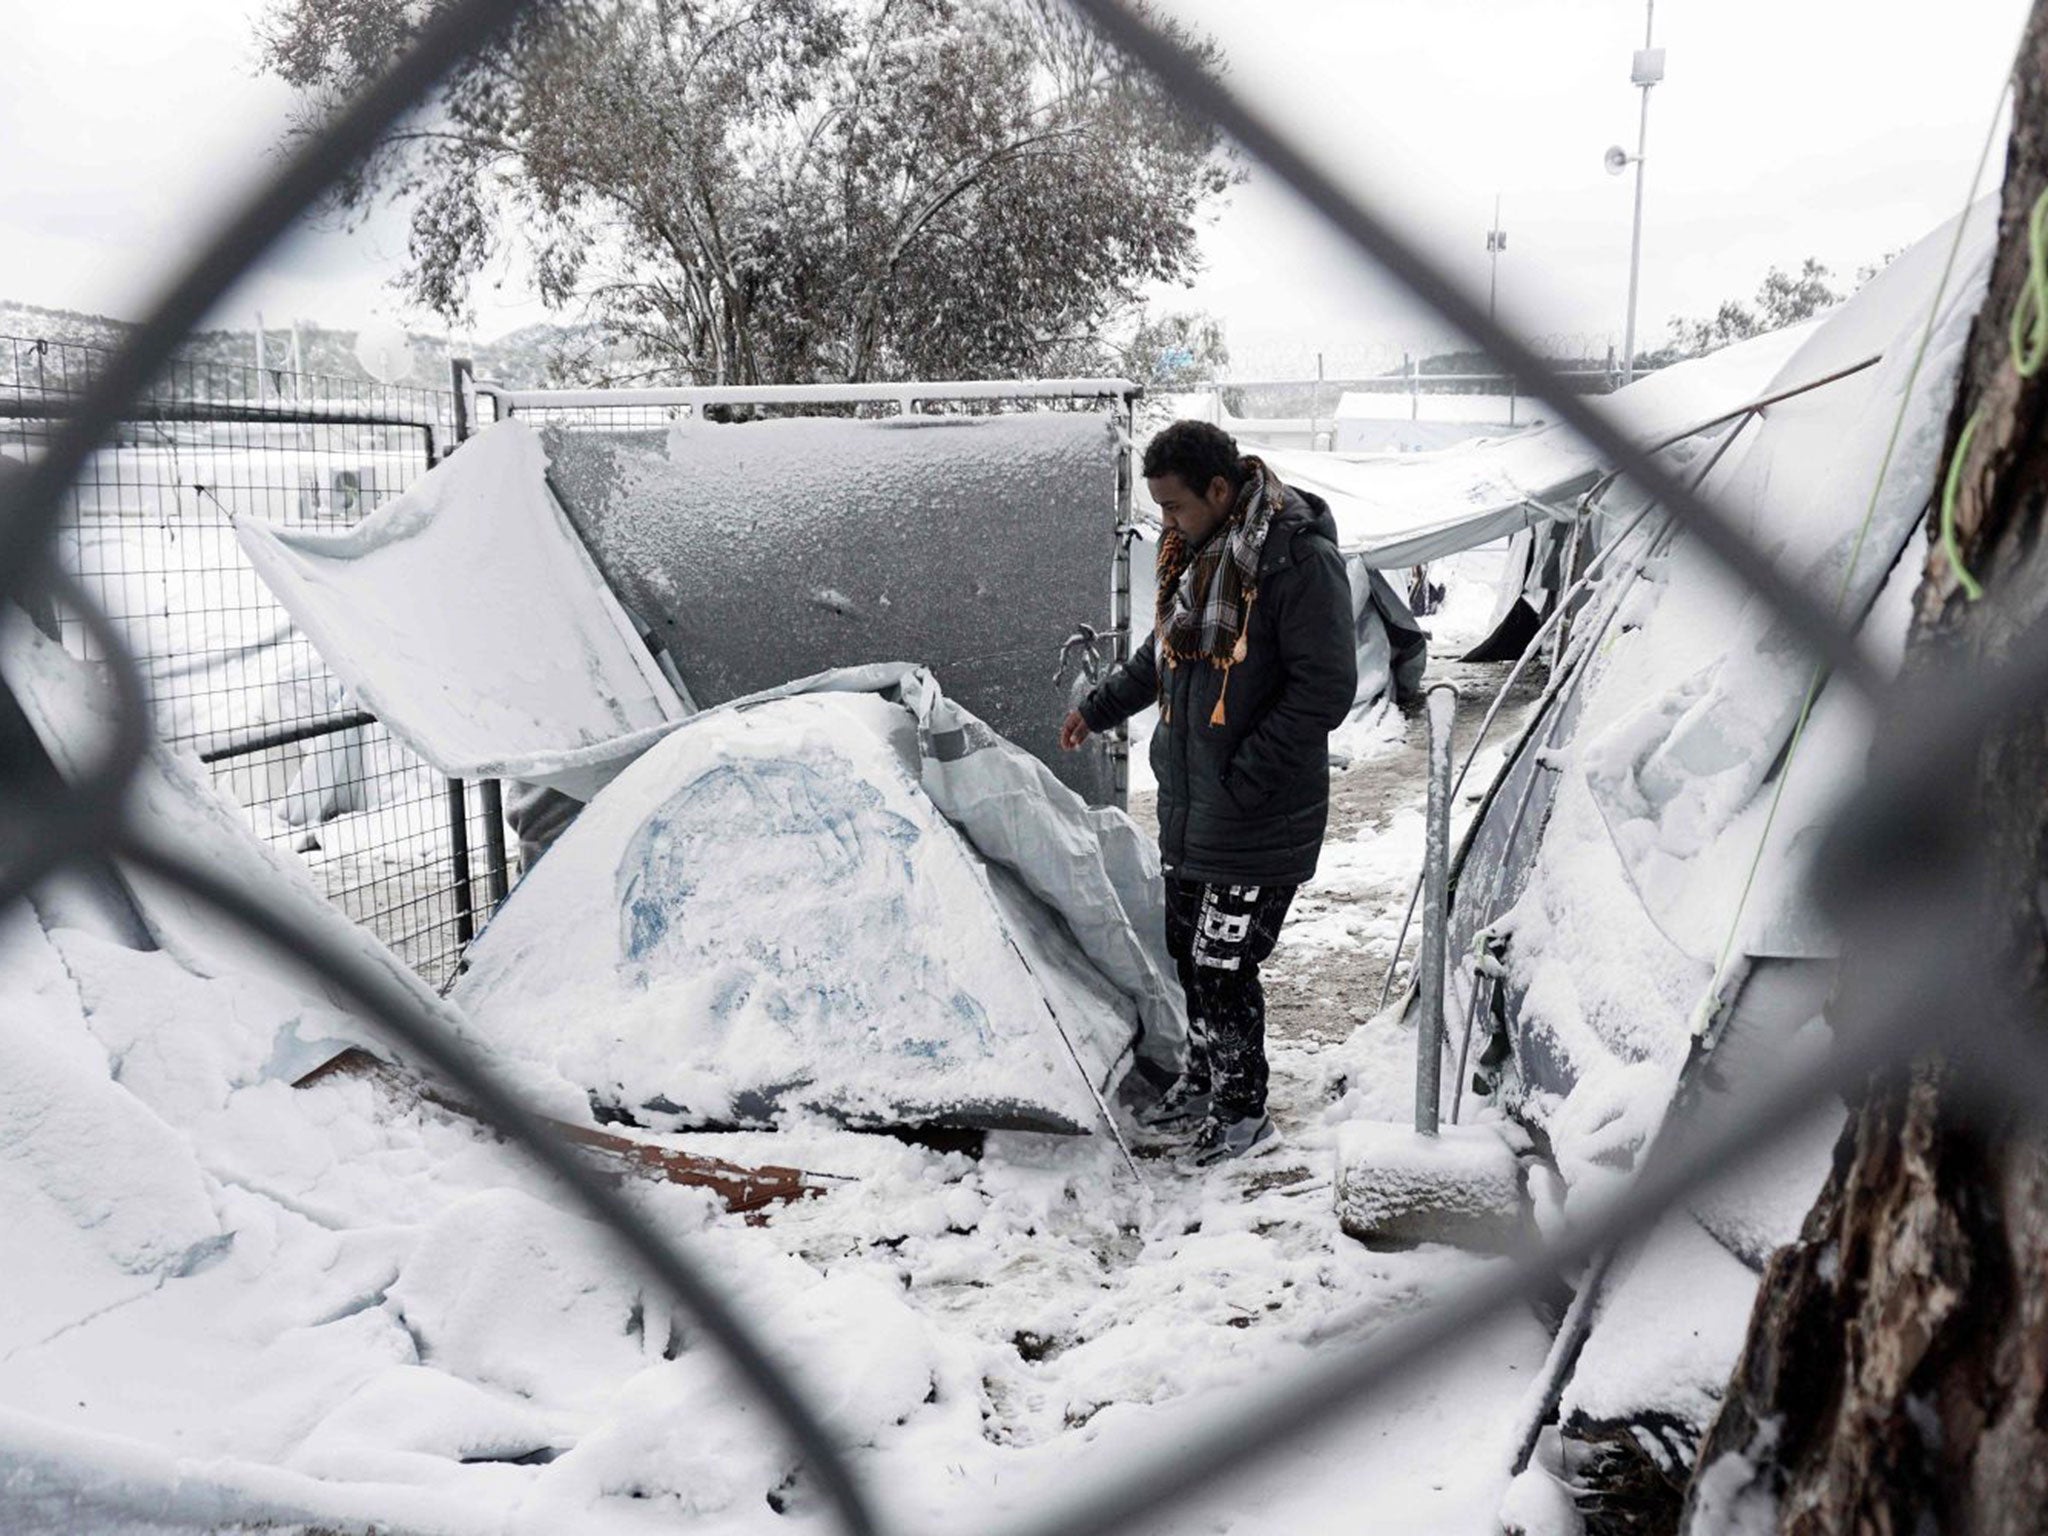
[{"left": 1141, "top": 419, "right": 1244, "bottom": 496}]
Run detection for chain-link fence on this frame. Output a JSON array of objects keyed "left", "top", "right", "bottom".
[
  {"left": 2, "top": 1, "right": 2042, "bottom": 1533},
  {"left": 2, "top": 334, "right": 510, "bottom": 988}
]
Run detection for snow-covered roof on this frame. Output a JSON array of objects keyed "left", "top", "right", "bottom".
[{"left": 1264, "top": 323, "right": 1824, "bottom": 567}]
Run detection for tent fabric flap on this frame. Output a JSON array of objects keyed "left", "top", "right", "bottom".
[{"left": 233, "top": 420, "right": 689, "bottom": 801}]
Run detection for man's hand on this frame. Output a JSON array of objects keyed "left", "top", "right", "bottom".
[{"left": 1059, "top": 709, "right": 1093, "bottom": 751}]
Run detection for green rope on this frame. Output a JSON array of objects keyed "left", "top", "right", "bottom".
[
  {"left": 2009, "top": 182, "right": 2048, "bottom": 378},
  {"left": 1941, "top": 406, "right": 1988, "bottom": 602},
  {"left": 1939, "top": 179, "right": 2048, "bottom": 601}
]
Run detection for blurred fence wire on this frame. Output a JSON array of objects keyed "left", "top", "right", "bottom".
[{"left": 1, "top": 0, "right": 2042, "bottom": 1533}]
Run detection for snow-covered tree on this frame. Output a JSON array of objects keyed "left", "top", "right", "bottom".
[
  {"left": 1655, "top": 258, "right": 1841, "bottom": 364},
  {"left": 1109, "top": 307, "right": 1229, "bottom": 390},
  {"left": 258, "top": 0, "right": 1235, "bottom": 385}
]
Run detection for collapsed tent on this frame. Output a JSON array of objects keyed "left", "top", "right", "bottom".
[
  {"left": 1411, "top": 201, "right": 1996, "bottom": 1488},
  {"left": 0, "top": 613, "right": 970, "bottom": 1534},
  {"left": 230, "top": 404, "right": 1182, "bottom": 1130},
  {"left": 452, "top": 665, "right": 1179, "bottom": 1133}
]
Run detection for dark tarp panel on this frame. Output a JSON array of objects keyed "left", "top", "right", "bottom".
[
  {"left": 1362, "top": 564, "right": 1429, "bottom": 704},
  {"left": 1460, "top": 597, "right": 1543, "bottom": 665},
  {"left": 539, "top": 412, "right": 1124, "bottom": 806}
]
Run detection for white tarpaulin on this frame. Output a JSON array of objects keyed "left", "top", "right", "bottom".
[
  {"left": 453, "top": 664, "right": 1181, "bottom": 1134},
  {"left": 1263, "top": 323, "right": 1822, "bottom": 568},
  {"left": 0, "top": 607, "right": 601, "bottom": 1113},
  {"left": 233, "top": 421, "right": 689, "bottom": 801}
]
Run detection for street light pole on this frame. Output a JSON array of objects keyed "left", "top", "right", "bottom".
[
  {"left": 1486, "top": 193, "right": 1506, "bottom": 322},
  {"left": 1621, "top": 0, "right": 1662, "bottom": 384}
]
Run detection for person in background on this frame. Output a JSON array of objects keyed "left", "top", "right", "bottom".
[{"left": 1062, "top": 420, "right": 1356, "bottom": 1166}]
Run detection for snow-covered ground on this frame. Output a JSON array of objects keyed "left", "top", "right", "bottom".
[
  {"left": 0, "top": 914, "right": 1552, "bottom": 1536},
  {"left": 3, "top": 540, "right": 1565, "bottom": 1535}
]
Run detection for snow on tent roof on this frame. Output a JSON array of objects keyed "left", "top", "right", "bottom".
[
  {"left": 1375, "top": 199, "right": 1997, "bottom": 1471},
  {"left": 1445, "top": 197, "right": 1997, "bottom": 1208},
  {"left": 1262, "top": 322, "right": 1820, "bottom": 568},
  {"left": 233, "top": 420, "right": 690, "bottom": 802},
  {"left": 451, "top": 668, "right": 1162, "bottom": 1133}
]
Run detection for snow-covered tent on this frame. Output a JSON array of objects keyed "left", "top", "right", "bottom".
[
  {"left": 228, "top": 412, "right": 1185, "bottom": 1124},
  {"left": 1413, "top": 200, "right": 1996, "bottom": 1489},
  {"left": 1332, "top": 389, "right": 1522, "bottom": 454},
  {"left": 0, "top": 612, "right": 1000, "bottom": 1532},
  {"left": 451, "top": 664, "right": 1180, "bottom": 1132},
  {"left": 235, "top": 422, "right": 692, "bottom": 802}
]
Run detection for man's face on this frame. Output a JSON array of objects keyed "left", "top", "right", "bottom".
[{"left": 1148, "top": 472, "right": 1234, "bottom": 547}]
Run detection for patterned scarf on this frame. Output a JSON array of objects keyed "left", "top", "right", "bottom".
[{"left": 1155, "top": 455, "right": 1284, "bottom": 725}]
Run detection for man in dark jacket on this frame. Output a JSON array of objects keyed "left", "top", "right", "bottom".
[{"left": 1061, "top": 420, "right": 1357, "bottom": 1165}]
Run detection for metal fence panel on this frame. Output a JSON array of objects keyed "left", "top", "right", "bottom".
[{"left": 1, "top": 334, "right": 507, "bottom": 987}]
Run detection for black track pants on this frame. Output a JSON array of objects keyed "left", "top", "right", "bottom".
[{"left": 1163, "top": 878, "right": 1297, "bottom": 1121}]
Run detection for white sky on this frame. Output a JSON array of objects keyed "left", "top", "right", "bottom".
[{"left": 0, "top": 0, "right": 2030, "bottom": 373}]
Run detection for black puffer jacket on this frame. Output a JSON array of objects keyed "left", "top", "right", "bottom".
[{"left": 1081, "top": 487, "right": 1357, "bottom": 886}]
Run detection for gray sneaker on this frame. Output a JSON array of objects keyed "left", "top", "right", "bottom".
[
  {"left": 1136, "top": 1073, "right": 1211, "bottom": 1130},
  {"left": 1185, "top": 1112, "right": 1281, "bottom": 1168}
]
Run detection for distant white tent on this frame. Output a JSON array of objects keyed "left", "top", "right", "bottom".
[
  {"left": 1261, "top": 323, "right": 1821, "bottom": 570},
  {"left": 1332, "top": 390, "right": 1522, "bottom": 454}
]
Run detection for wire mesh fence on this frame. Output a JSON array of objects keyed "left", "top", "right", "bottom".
[
  {"left": 1, "top": 0, "right": 2044, "bottom": 1533},
  {"left": 1, "top": 333, "right": 509, "bottom": 988}
]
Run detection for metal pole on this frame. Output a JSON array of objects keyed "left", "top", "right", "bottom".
[
  {"left": 1111, "top": 392, "right": 1136, "bottom": 811},
  {"left": 449, "top": 355, "right": 472, "bottom": 453},
  {"left": 1416, "top": 683, "right": 1457, "bottom": 1135},
  {"left": 447, "top": 776, "right": 476, "bottom": 945},
  {"left": 479, "top": 779, "right": 511, "bottom": 907},
  {"left": 1622, "top": 0, "right": 1655, "bottom": 385},
  {"left": 447, "top": 353, "right": 511, "bottom": 911},
  {"left": 1314, "top": 350, "right": 1324, "bottom": 450},
  {"left": 1487, "top": 193, "right": 1502, "bottom": 322},
  {"left": 1488, "top": 195, "right": 1510, "bottom": 423}
]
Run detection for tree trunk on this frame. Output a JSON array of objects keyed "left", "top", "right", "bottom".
[{"left": 1683, "top": 11, "right": 2048, "bottom": 1534}]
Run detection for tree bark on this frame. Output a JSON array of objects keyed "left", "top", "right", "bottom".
[{"left": 1683, "top": 11, "right": 2048, "bottom": 1534}]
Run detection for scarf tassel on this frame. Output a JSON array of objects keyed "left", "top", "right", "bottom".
[
  {"left": 1209, "top": 661, "right": 1232, "bottom": 726},
  {"left": 1207, "top": 590, "right": 1256, "bottom": 727}
]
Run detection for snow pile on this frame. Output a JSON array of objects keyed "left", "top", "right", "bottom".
[
  {"left": 236, "top": 419, "right": 689, "bottom": 800},
  {"left": 1334, "top": 1120, "right": 1529, "bottom": 1249},
  {"left": 1560, "top": 1216, "right": 1760, "bottom": 1461},
  {"left": 453, "top": 684, "right": 1139, "bottom": 1132},
  {"left": 0, "top": 907, "right": 225, "bottom": 1358},
  {"left": 0, "top": 850, "right": 1547, "bottom": 1532}
]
